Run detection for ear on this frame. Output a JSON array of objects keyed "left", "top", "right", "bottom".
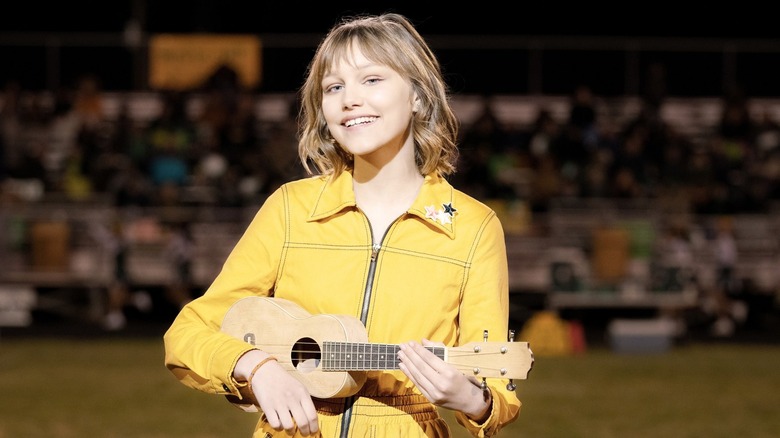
[{"left": 413, "top": 96, "right": 421, "bottom": 113}]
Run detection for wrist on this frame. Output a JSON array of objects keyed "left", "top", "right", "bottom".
[
  {"left": 466, "top": 388, "right": 492, "bottom": 423},
  {"left": 233, "top": 350, "right": 269, "bottom": 382},
  {"left": 230, "top": 350, "right": 277, "bottom": 408}
]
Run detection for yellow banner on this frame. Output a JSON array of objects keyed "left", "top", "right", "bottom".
[{"left": 149, "top": 34, "right": 261, "bottom": 90}]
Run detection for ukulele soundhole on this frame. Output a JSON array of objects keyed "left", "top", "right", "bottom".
[{"left": 292, "top": 337, "right": 321, "bottom": 373}]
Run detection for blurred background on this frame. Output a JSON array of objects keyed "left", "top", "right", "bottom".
[
  {"left": 2, "top": 1, "right": 780, "bottom": 347},
  {"left": 2, "top": 3, "right": 780, "bottom": 437}
]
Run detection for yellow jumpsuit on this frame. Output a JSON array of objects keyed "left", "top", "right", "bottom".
[{"left": 164, "top": 171, "right": 521, "bottom": 437}]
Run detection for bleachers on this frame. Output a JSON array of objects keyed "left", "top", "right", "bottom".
[
  {"left": 11, "top": 90, "right": 779, "bottom": 135},
  {"left": 4, "top": 91, "right": 780, "bottom": 329}
]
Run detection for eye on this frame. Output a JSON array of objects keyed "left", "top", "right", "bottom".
[
  {"left": 324, "top": 83, "right": 343, "bottom": 94},
  {"left": 365, "top": 77, "right": 382, "bottom": 85}
]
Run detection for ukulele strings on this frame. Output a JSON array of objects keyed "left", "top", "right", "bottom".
[
  {"left": 257, "top": 340, "right": 507, "bottom": 359},
  {"left": 261, "top": 342, "right": 512, "bottom": 375},
  {"left": 259, "top": 340, "right": 438, "bottom": 359}
]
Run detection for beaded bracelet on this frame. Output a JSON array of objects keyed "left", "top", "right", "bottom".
[{"left": 245, "top": 356, "right": 278, "bottom": 405}]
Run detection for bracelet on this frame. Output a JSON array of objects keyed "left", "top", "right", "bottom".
[{"left": 245, "top": 356, "right": 278, "bottom": 405}]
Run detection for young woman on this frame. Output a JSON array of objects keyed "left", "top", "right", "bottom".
[{"left": 164, "top": 13, "right": 522, "bottom": 437}]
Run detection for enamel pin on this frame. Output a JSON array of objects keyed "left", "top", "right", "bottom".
[{"left": 425, "top": 203, "right": 457, "bottom": 225}]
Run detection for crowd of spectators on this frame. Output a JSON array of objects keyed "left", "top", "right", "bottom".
[
  {"left": 3, "top": 72, "right": 780, "bottom": 335},
  {"left": 0, "top": 72, "right": 308, "bottom": 330},
  {"left": 3, "top": 73, "right": 780, "bottom": 218},
  {"left": 0, "top": 72, "right": 305, "bottom": 211},
  {"left": 452, "top": 84, "right": 780, "bottom": 217}
]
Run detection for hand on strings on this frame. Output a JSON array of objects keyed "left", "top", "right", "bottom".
[{"left": 398, "top": 339, "right": 492, "bottom": 421}]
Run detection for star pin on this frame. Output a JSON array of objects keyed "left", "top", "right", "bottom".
[
  {"left": 425, "top": 205, "right": 439, "bottom": 220},
  {"left": 424, "top": 203, "right": 457, "bottom": 225},
  {"left": 442, "top": 203, "right": 457, "bottom": 216}
]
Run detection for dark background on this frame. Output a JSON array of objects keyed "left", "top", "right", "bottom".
[
  {"left": 2, "top": 2, "right": 780, "bottom": 96},
  {"left": 5, "top": 2, "right": 780, "bottom": 37}
]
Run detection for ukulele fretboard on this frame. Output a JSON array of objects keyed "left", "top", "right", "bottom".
[{"left": 322, "top": 342, "right": 446, "bottom": 371}]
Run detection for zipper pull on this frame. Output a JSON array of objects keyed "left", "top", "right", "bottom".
[{"left": 371, "top": 243, "right": 381, "bottom": 261}]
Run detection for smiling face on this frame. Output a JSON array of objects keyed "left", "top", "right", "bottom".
[{"left": 321, "top": 43, "right": 418, "bottom": 167}]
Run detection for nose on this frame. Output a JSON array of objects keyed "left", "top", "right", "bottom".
[{"left": 341, "top": 86, "right": 363, "bottom": 109}]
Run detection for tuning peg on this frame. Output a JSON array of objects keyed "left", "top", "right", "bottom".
[{"left": 506, "top": 330, "right": 519, "bottom": 391}]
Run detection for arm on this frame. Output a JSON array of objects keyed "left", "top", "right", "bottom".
[
  {"left": 398, "top": 212, "right": 520, "bottom": 436},
  {"left": 162, "top": 186, "right": 318, "bottom": 435},
  {"left": 453, "top": 212, "right": 521, "bottom": 436}
]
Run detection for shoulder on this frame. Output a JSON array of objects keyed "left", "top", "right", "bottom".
[
  {"left": 279, "top": 175, "right": 329, "bottom": 191},
  {"left": 254, "top": 175, "right": 325, "bottom": 211},
  {"left": 455, "top": 190, "right": 504, "bottom": 241},
  {"left": 445, "top": 181, "right": 498, "bottom": 226},
  {"left": 417, "top": 174, "right": 500, "bottom": 231},
  {"left": 452, "top": 188, "right": 495, "bottom": 217},
  {"left": 270, "top": 175, "right": 329, "bottom": 200}
]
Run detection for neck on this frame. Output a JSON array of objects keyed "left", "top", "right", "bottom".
[
  {"left": 352, "top": 136, "right": 423, "bottom": 199},
  {"left": 352, "top": 157, "right": 424, "bottom": 243},
  {"left": 353, "top": 163, "right": 422, "bottom": 193},
  {"left": 353, "top": 134, "right": 417, "bottom": 181}
]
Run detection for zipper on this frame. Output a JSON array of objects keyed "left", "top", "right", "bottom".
[
  {"left": 360, "top": 243, "right": 381, "bottom": 321},
  {"left": 339, "top": 222, "right": 386, "bottom": 438}
]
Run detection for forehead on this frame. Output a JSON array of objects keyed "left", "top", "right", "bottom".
[{"left": 324, "top": 41, "right": 382, "bottom": 73}]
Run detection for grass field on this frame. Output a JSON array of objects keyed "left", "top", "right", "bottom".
[{"left": 1, "top": 335, "right": 779, "bottom": 437}]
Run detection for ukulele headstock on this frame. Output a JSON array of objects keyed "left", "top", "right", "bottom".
[{"left": 452, "top": 329, "right": 534, "bottom": 386}]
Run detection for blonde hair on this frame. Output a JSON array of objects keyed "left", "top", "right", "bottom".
[{"left": 297, "top": 13, "right": 459, "bottom": 177}]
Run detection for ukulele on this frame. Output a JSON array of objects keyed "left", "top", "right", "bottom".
[{"left": 221, "top": 296, "right": 534, "bottom": 400}]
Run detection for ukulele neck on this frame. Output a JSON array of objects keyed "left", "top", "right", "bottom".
[{"left": 321, "top": 342, "right": 444, "bottom": 371}]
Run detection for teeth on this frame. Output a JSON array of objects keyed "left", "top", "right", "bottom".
[{"left": 345, "top": 117, "right": 376, "bottom": 127}]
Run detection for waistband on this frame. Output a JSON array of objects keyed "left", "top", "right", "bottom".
[{"left": 314, "top": 393, "right": 439, "bottom": 423}]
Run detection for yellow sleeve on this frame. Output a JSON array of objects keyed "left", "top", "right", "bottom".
[
  {"left": 163, "top": 186, "right": 288, "bottom": 400},
  {"left": 455, "top": 212, "right": 522, "bottom": 437}
]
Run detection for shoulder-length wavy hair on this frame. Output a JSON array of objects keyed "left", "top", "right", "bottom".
[{"left": 297, "top": 13, "right": 459, "bottom": 177}]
